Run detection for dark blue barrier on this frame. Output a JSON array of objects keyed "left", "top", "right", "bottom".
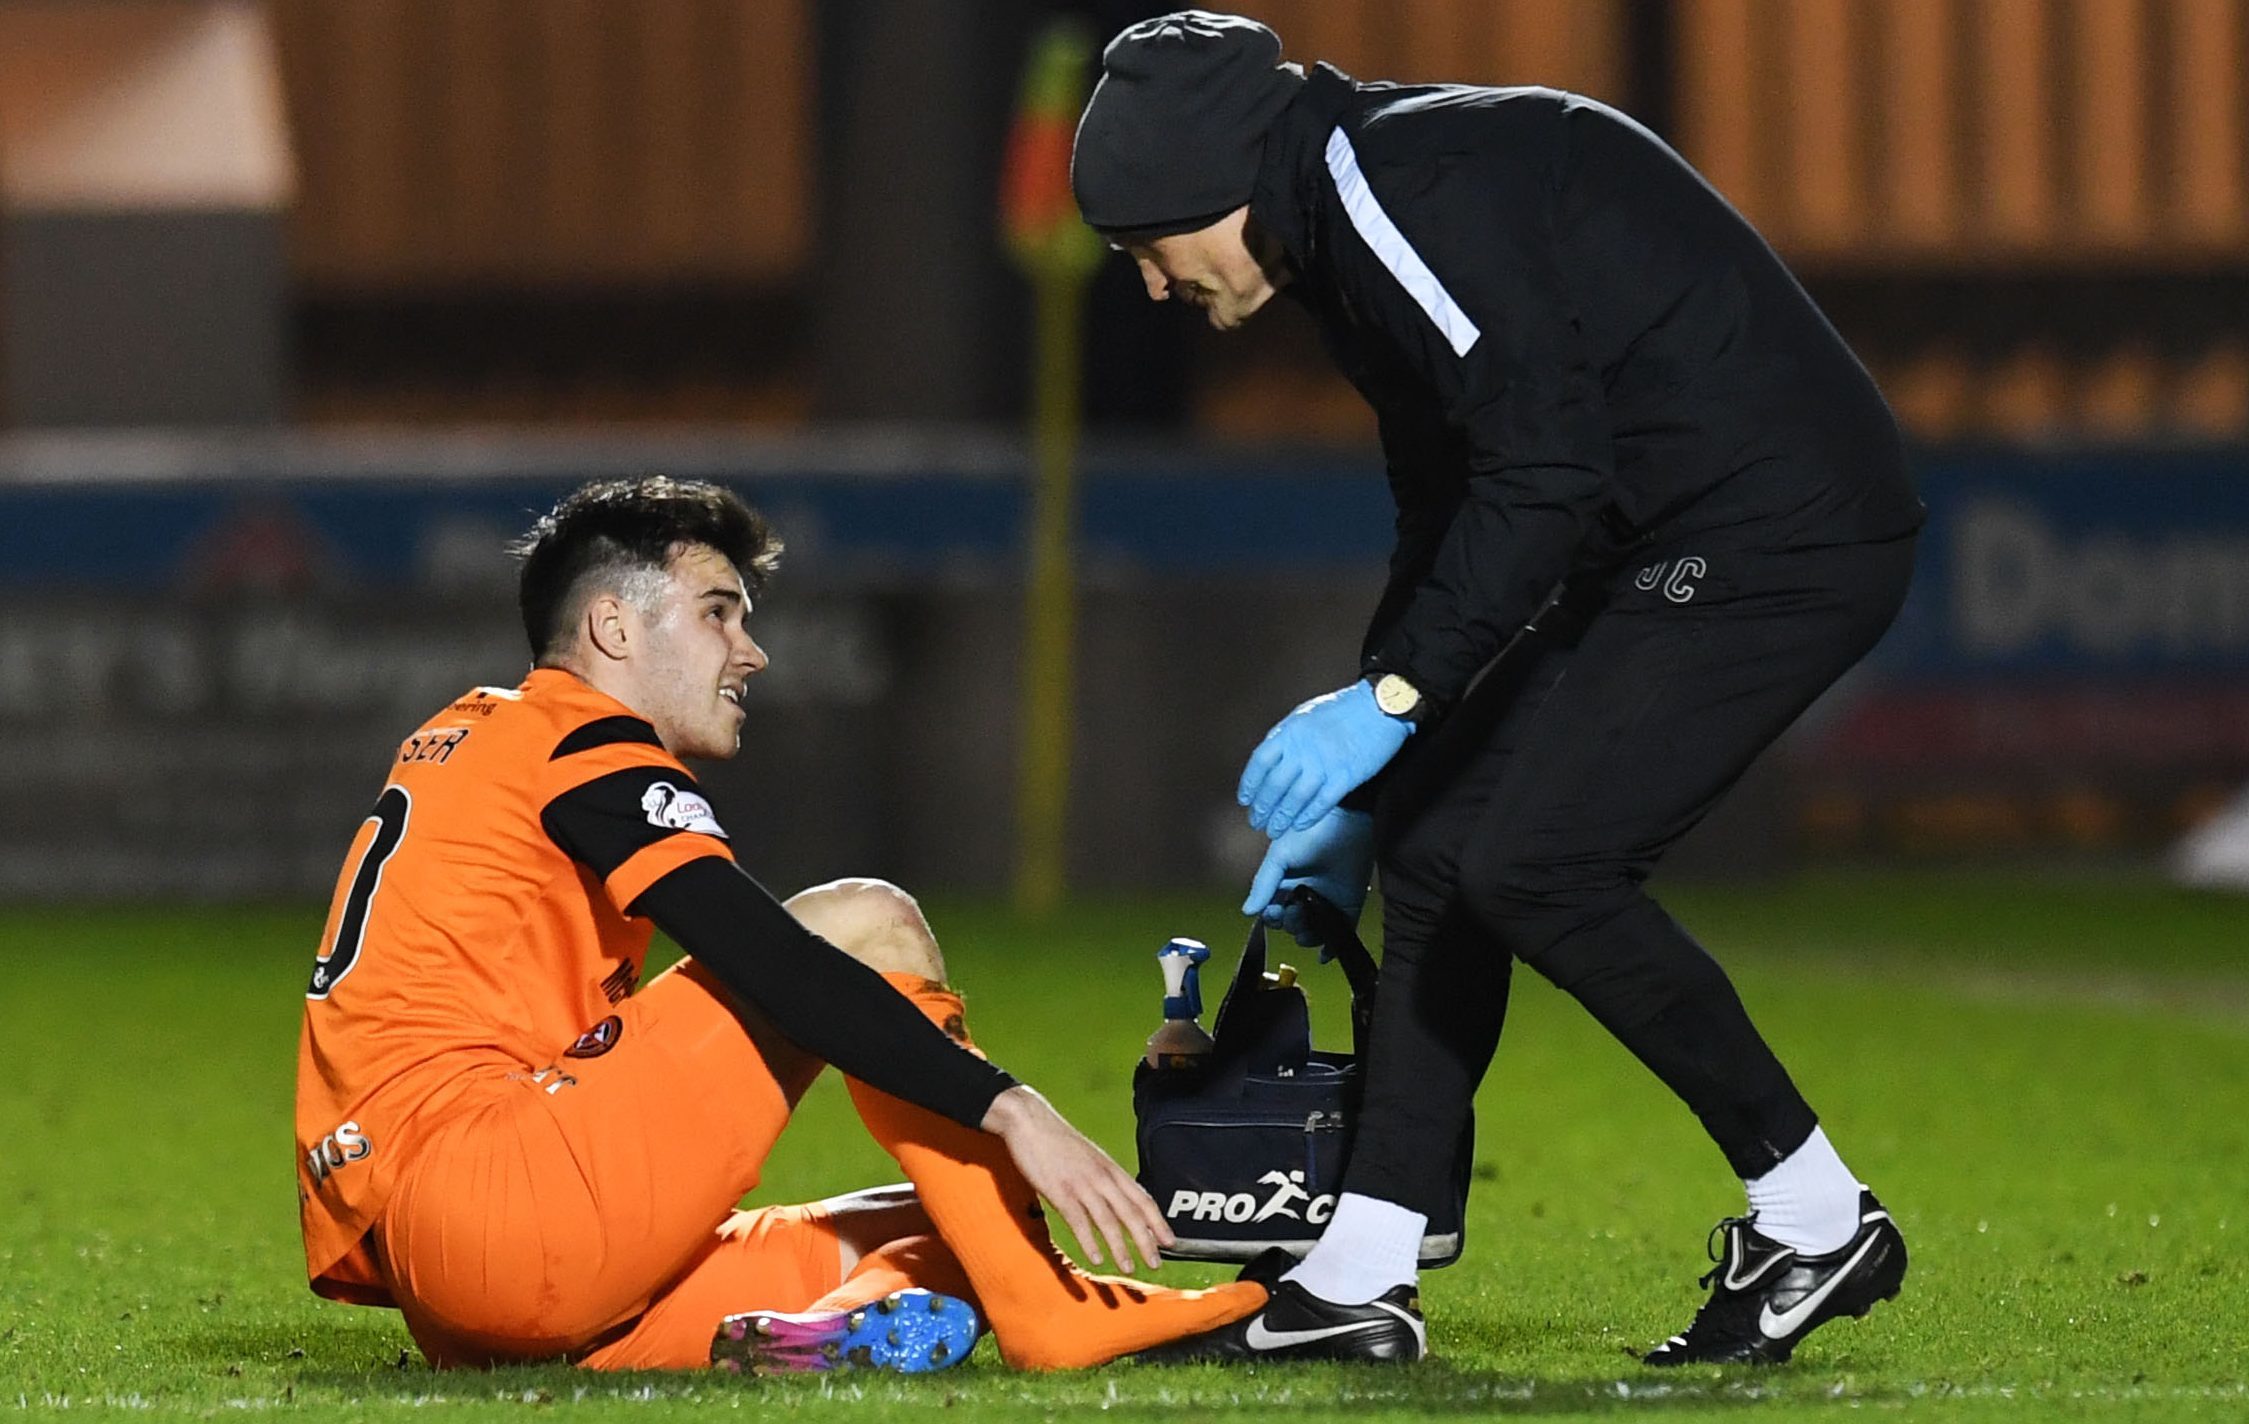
[
  {"left": 1884, "top": 447, "right": 2249, "bottom": 681},
  {"left": 3, "top": 435, "right": 2245, "bottom": 882},
  {"left": 0, "top": 451, "right": 1396, "bottom": 589},
  {"left": 4, "top": 439, "right": 2245, "bottom": 687}
]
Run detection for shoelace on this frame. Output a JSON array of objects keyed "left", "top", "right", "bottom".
[
  {"left": 1661, "top": 1214, "right": 1766, "bottom": 1350},
  {"left": 1696, "top": 1213, "right": 1758, "bottom": 1290}
]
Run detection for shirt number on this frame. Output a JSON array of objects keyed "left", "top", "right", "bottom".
[{"left": 308, "top": 786, "right": 411, "bottom": 1000}]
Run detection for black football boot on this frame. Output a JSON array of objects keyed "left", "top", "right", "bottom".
[
  {"left": 1134, "top": 1278, "right": 1426, "bottom": 1364},
  {"left": 1643, "top": 1190, "right": 1907, "bottom": 1366}
]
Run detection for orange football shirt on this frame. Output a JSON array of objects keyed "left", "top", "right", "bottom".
[{"left": 295, "top": 668, "right": 735, "bottom": 1304}]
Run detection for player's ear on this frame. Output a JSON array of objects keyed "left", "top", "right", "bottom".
[{"left": 584, "top": 591, "right": 633, "bottom": 663}]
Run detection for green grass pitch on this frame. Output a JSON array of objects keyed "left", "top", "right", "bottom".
[{"left": 4, "top": 871, "right": 2245, "bottom": 1420}]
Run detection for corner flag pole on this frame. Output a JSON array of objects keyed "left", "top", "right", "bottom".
[{"left": 1001, "top": 22, "right": 1102, "bottom": 916}]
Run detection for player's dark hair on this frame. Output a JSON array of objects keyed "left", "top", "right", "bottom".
[{"left": 510, "top": 476, "right": 782, "bottom": 662}]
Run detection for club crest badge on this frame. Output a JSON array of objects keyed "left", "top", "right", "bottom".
[{"left": 565, "top": 1015, "right": 624, "bottom": 1059}]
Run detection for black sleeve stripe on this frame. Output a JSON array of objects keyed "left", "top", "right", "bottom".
[
  {"left": 541, "top": 766, "right": 711, "bottom": 877},
  {"left": 550, "top": 715, "right": 666, "bottom": 760}
]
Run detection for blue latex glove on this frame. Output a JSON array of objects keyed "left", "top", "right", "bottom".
[
  {"left": 1238, "top": 680, "right": 1412, "bottom": 833},
  {"left": 1241, "top": 807, "right": 1375, "bottom": 950}
]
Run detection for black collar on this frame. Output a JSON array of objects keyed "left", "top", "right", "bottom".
[{"left": 1250, "top": 63, "right": 1361, "bottom": 275}]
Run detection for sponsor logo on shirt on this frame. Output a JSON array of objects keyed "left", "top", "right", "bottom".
[
  {"left": 640, "top": 781, "right": 727, "bottom": 837},
  {"left": 600, "top": 962, "right": 639, "bottom": 1004},
  {"left": 305, "top": 1120, "right": 373, "bottom": 1186}
]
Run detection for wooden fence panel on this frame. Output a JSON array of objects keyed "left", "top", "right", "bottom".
[
  {"left": 1780, "top": 0, "right": 1865, "bottom": 251},
  {"left": 2072, "top": 0, "right": 2152, "bottom": 248},
  {"left": 1231, "top": 0, "right": 1627, "bottom": 99},
  {"left": 1873, "top": 0, "right": 1962, "bottom": 252},
  {"left": 274, "top": 0, "right": 808, "bottom": 288},
  {"left": 2167, "top": 0, "right": 2248, "bottom": 246},
  {"left": 1676, "top": 0, "right": 1765, "bottom": 224},
  {"left": 1670, "top": 0, "right": 2249, "bottom": 261}
]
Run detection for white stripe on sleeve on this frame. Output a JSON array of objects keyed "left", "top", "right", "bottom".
[{"left": 1323, "top": 127, "right": 1483, "bottom": 357}]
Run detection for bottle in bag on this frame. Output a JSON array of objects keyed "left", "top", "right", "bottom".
[{"left": 1145, "top": 937, "right": 1216, "bottom": 1069}]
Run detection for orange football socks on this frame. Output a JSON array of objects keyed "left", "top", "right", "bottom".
[{"left": 850, "top": 974, "right": 1265, "bottom": 1369}]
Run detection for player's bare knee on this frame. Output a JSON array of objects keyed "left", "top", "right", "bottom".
[
  {"left": 786, "top": 877, "right": 945, "bottom": 981},
  {"left": 786, "top": 876, "right": 923, "bottom": 939}
]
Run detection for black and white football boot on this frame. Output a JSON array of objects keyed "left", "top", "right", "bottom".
[
  {"left": 1134, "top": 1278, "right": 1426, "bottom": 1365},
  {"left": 1643, "top": 1190, "right": 1907, "bottom": 1366}
]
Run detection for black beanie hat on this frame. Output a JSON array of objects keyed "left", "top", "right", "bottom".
[{"left": 1071, "top": 10, "right": 1304, "bottom": 237}]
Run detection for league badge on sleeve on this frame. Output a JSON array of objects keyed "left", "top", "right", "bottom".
[{"left": 640, "top": 781, "right": 728, "bottom": 837}]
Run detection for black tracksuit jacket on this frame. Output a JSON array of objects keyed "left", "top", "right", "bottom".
[{"left": 1248, "top": 65, "right": 1925, "bottom": 708}]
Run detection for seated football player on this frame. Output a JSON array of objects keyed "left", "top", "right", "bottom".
[{"left": 295, "top": 476, "right": 1264, "bottom": 1373}]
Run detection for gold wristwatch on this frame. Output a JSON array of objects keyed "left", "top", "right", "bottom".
[{"left": 1369, "top": 672, "right": 1426, "bottom": 723}]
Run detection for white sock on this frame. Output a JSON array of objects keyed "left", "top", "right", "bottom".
[
  {"left": 1282, "top": 1192, "right": 1425, "bottom": 1304},
  {"left": 1744, "top": 1126, "right": 1863, "bottom": 1255}
]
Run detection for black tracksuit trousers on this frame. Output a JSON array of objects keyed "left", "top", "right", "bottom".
[{"left": 1342, "top": 530, "right": 1918, "bottom": 1216}]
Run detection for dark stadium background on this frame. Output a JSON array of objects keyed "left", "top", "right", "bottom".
[{"left": 5, "top": 0, "right": 2246, "bottom": 903}]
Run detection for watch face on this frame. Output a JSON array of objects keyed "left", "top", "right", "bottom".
[{"left": 1374, "top": 675, "right": 1421, "bottom": 716}]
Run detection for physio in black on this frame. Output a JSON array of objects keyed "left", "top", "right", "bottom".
[{"left": 1072, "top": 11, "right": 1921, "bottom": 1368}]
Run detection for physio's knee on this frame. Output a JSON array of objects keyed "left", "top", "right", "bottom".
[
  {"left": 785, "top": 877, "right": 945, "bottom": 980},
  {"left": 1472, "top": 878, "right": 1728, "bottom": 1031},
  {"left": 1455, "top": 855, "right": 1637, "bottom": 967},
  {"left": 1375, "top": 826, "right": 1456, "bottom": 939}
]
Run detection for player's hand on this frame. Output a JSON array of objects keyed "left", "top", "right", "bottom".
[
  {"left": 1238, "top": 680, "right": 1411, "bottom": 833},
  {"left": 982, "top": 1085, "right": 1172, "bottom": 1273},
  {"left": 1242, "top": 807, "right": 1375, "bottom": 950}
]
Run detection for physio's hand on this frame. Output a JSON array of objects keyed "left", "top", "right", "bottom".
[
  {"left": 1242, "top": 807, "right": 1375, "bottom": 948},
  {"left": 982, "top": 1084, "right": 1172, "bottom": 1273},
  {"left": 1238, "top": 680, "right": 1411, "bottom": 833}
]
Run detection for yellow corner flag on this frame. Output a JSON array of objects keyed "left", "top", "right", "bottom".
[{"left": 1004, "top": 22, "right": 1101, "bottom": 915}]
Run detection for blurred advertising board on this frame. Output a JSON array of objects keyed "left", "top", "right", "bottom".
[
  {"left": 2, "top": 435, "right": 2243, "bottom": 897},
  {"left": 0, "top": 436, "right": 1387, "bottom": 899},
  {"left": 1797, "top": 449, "right": 2249, "bottom": 853}
]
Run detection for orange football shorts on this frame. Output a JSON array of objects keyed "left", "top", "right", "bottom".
[{"left": 374, "top": 961, "right": 845, "bottom": 1369}]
